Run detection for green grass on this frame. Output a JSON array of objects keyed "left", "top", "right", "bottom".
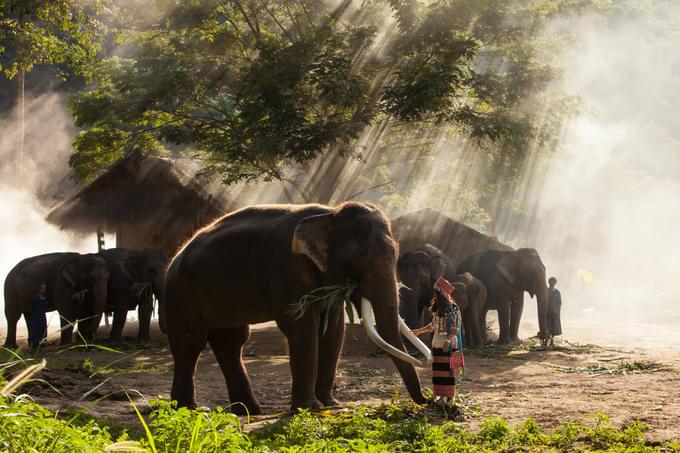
[
  {"left": 0, "top": 349, "right": 678, "bottom": 452},
  {"left": 0, "top": 396, "right": 677, "bottom": 452}
]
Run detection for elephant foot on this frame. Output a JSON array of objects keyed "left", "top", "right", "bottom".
[
  {"left": 289, "top": 397, "right": 324, "bottom": 413},
  {"left": 231, "top": 400, "right": 262, "bottom": 416},
  {"left": 318, "top": 395, "right": 340, "bottom": 407},
  {"left": 412, "top": 392, "right": 427, "bottom": 405},
  {"left": 495, "top": 338, "right": 510, "bottom": 346},
  {"left": 174, "top": 398, "right": 198, "bottom": 409},
  {"left": 136, "top": 337, "right": 151, "bottom": 345},
  {"left": 510, "top": 337, "right": 522, "bottom": 344},
  {"left": 3, "top": 342, "right": 18, "bottom": 350}
]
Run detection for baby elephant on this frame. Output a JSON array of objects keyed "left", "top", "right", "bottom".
[{"left": 452, "top": 272, "right": 487, "bottom": 348}]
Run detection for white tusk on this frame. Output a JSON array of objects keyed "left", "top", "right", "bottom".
[
  {"left": 360, "top": 298, "right": 423, "bottom": 367},
  {"left": 399, "top": 317, "right": 432, "bottom": 363}
]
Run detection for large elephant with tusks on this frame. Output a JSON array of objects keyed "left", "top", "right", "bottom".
[
  {"left": 161, "top": 202, "right": 428, "bottom": 414},
  {"left": 4, "top": 252, "right": 109, "bottom": 347}
]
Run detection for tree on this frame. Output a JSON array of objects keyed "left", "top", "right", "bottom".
[
  {"left": 69, "top": 0, "right": 602, "bottom": 188},
  {"left": 0, "top": 0, "right": 107, "bottom": 187}
]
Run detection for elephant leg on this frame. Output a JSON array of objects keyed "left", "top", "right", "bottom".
[
  {"left": 463, "top": 309, "right": 481, "bottom": 347},
  {"left": 22, "top": 312, "right": 32, "bottom": 347},
  {"left": 137, "top": 302, "right": 153, "bottom": 343},
  {"left": 509, "top": 297, "right": 524, "bottom": 343},
  {"left": 497, "top": 302, "right": 511, "bottom": 345},
  {"left": 479, "top": 307, "right": 489, "bottom": 344},
  {"left": 169, "top": 328, "right": 208, "bottom": 409},
  {"left": 471, "top": 309, "right": 483, "bottom": 347},
  {"left": 59, "top": 314, "right": 75, "bottom": 345},
  {"left": 3, "top": 311, "right": 22, "bottom": 348},
  {"left": 108, "top": 308, "right": 127, "bottom": 342},
  {"left": 315, "top": 304, "right": 345, "bottom": 406},
  {"left": 208, "top": 326, "right": 261, "bottom": 416},
  {"left": 277, "top": 317, "right": 322, "bottom": 412}
]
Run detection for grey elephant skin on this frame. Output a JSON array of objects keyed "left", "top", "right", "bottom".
[
  {"left": 458, "top": 249, "right": 548, "bottom": 344},
  {"left": 98, "top": 248, "right": 166, "bottom": 343},
  {"left": 161, "top": 202, "right": 425, "bottom": 415},
  {"left": 3, "top": 252, "right": 109, "bottom": 348},
  {"left": 397, "top": 244, "right": 456, "bottom": 332},
  {"left": 452, "top": 272, "right": 487, "bottom": 347}
]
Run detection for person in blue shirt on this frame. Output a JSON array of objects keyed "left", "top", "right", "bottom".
[{"left": 29, "top": 283, "right": 48, "bottom": 350}]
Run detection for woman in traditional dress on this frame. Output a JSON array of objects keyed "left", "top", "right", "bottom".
[{"left": 412, "top": 277, "right": 465, "bottom": 412}]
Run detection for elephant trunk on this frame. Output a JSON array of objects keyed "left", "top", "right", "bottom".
[
  {"left": 360, "top": 276, "right": 426, "bottom": 404},
  {"left": 80, "top": 278, "right": 107, "bottom": 339}
]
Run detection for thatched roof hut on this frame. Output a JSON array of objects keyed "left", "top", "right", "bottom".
[
  {"left": 391, "top": 208, "right": 513, "bottom": 266},
  {"left": 47, "top": 152, "right": 227, "bottom": 256}
]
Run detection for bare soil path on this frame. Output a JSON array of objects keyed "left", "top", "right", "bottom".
[{"left": 8, "top": 319, "right": 680, "bottom": 440}]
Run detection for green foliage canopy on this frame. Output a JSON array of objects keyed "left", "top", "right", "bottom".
[
  {"left": 68, "top": 0, "right": 599, "bottom": 184},
  {"left": 0, "top": 0, "right": 108, "bottom": 80}
]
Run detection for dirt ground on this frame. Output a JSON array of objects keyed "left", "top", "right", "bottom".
[{"left": 7, "top": 317, "right": 680, "bottom": 440}]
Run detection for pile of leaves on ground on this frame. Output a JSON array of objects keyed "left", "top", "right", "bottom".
[
  {"left": 0, "top": 396, "right": 678, "bottom": 452},
  {"left": 553, "top": 360, "right": 673, "bottom": 376}
]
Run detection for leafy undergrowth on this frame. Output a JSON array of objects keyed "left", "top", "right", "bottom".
[
  {"left": 553, "top": 360, "right": 672, "bottom": 376},
  {"left": 0, "top": 397, "right": 678, "bottom": 452}
]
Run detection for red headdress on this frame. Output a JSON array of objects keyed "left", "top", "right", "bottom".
[{"left": 433, "top": 276, "right": 454, "bottom": 297}]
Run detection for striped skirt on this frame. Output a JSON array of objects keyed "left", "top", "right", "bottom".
[{"left": 432, "top": 347, "right": 455, "bottom": 398}]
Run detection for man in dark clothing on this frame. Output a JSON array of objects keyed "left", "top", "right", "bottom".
[
  {"left": 547, "top": 277, "right": 562, "bottom": 346},
  {"left": 29, "top": 283, "right": 48, "bottom": 350}
]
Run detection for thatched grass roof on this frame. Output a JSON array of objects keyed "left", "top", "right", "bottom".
[
  {"left": 46, "top": 152, "right": 226, "bottom": 236},
  {"left": 391, "top": 208, "right": 513, "bottom": 266}
]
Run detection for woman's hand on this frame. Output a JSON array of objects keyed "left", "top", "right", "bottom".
[{"left": 411, "top": 324, "right": 433, "bottom": 336}]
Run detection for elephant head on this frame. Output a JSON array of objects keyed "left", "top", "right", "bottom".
[
  {"left": 496, "top": 248, "right": 548, "bottom": 339},
  {"left": 397, "top": 251, "right": 436, "bottom": 329},
  {"left": 61, "top": 254, "right": 109, "bottom": 338},
  {"left": 119, "top": 249, "right": 167, "bottom": 302},
  {"left": 292, "top": 202, "right": 426, "bottom": 403},
  {"left": 452, "top": 281, "right": 470, "bottom": 312}
]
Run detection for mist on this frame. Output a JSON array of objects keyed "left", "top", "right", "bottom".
[
  {"left": 0, "top": 93, "right": 94, "bottom": 327},
  {"left": 506, "top": 11, "right": 680, "bottom": 328}
]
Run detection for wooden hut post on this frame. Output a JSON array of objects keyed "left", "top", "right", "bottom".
[{"left": 96, "top": 228, "right": 110, "bottom": 327}]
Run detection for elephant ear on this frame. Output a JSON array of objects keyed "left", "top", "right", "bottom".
[
  {"left": 291, "top": 213, "right": 333, "bottom": 273},
  {"left": 61, "top": 260, "right": 80, "bottom": 288},
  {"left": 496, "top": 254, "right": 517, "bottom": 286}
]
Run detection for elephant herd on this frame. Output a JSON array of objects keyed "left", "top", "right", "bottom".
[
  {"left": 398, "top": 245, "right": 549, "bottom": 348},
  {"left": 3, "top": 201, "right": 550, "bottom": 415},
  {"left": 3, "top": 248, "right": 165, "bottom": 348}
]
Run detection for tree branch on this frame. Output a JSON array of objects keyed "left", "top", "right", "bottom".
[{"left": 232, "top": 0, "right": 260, "bottom": 42}]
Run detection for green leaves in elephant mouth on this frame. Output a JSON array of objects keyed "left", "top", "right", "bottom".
[
  {"left": 71, "top": 289, "right": 89, "bottom": 306},
  {"left": 288, "top": 281, "right": 358, "bottom": 337}
]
